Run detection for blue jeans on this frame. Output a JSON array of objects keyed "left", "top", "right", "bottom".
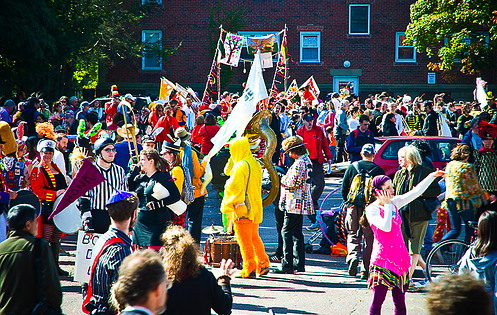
[{"left": 441, "top": 199, "right": 476, "bottom": 243}]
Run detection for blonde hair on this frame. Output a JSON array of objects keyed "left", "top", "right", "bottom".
[
  {"left": 399, "top": 145, "right": 422, "bottom": 167},
  {"left": 160, "top": 225, "right": 202, "bottom": 283}
]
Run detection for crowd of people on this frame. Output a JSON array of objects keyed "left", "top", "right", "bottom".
[{"left": 0, "top": 87, "right": 497, "bottom": 314}]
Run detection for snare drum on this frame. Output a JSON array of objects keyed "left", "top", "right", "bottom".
[{"left": 204, "top": 234, "right": 242, "bottom": 269}]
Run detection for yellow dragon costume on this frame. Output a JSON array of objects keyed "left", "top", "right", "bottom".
[{"left": 220, "top": 137, "right": 269, "bottom": 278}]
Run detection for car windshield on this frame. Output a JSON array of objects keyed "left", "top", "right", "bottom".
[{"left": 381, "top": 139, "right": 460, "bottom": 162}]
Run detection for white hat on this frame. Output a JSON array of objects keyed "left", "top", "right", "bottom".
[
  {"left": 124, "top": 93, "right": 135, "bottom": 101},
  {"left": 37, "top": 139, "right": 56, "bottom": 152}
]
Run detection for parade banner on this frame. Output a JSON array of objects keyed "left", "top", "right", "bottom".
[
  {"left": 206, "top": 52, "right": 268, "bottom": 160},
  {"left": 299, "top": 76, "right": 320, "bottom": 100},
  {"left": 49, "top": 159, "right": 105, "bottom": 219},
  {"left": 220, "top": 33, "right": 243, "bottom": 67},
  {"left": 261, "top": 52, "right": 273, "bottom": 68},
  {"left": 73, "top": 231, "right": 103, "bottom": 282},
  {"left": 159, "top": 77, "right": 174, "bottom": 101},
  {"left": 247, "top": 34, "right": 279, "bottom": 54}
]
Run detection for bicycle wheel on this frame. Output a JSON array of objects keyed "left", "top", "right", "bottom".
[{"left": 425, "top": 239, "right": 470, "bottom": 282}]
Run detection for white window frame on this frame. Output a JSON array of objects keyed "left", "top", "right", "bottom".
[
  {"left": 300, "top": 31, "right": 321, "bottom": 63},
  {"left": 349, "top": 4, "right": 370, "bottom": 36},
  {"left": 238, "top": 31, "right": 280, "bottom": 61},
  {"left": 395, "top": 32, "right": 416, "bottom": 63},
  {"left": 142, "top": 0, "right": 163, "bottom": 5},
  {"left": 141, "top": 30, "right": 162, "bottom": 71}
]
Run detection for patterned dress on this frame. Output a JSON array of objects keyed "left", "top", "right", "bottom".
[{"left": 279, "top": 154, "right": 314, "bottom": 215}]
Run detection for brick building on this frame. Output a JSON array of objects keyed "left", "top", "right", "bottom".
[{"left": 97, "top": 0, "right": 496, "bottom": 101}]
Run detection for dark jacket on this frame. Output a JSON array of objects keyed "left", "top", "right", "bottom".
[
  {"left": 342, "top": 160, "right": 385, "bottom": 201},
  {"left": 163, "top": 267, "right": 232, "bottom": 315},
  {"left": 345, "top": 128, "right": 375, "bottom": 162},
  {"left": 0, "top": 231, "right": 62, "bottom": 315},
  {"left": 128, "top": 170, "right": 181, "bottom": 247},
  {"left": 422, "top": 110, "right": 439, "bottom": 136},
  {"left": 382, "top": 119, "right": 398, "bottom": 136},
  {"left": 393, "top": 165, "right": 440, "bottom": 222}
]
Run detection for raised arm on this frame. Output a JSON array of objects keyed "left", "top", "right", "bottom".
[{"left": 391, "top": 172, "right": 437, "bottom": 209}]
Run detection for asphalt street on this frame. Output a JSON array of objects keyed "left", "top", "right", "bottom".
[{"left": 59, "top": 175, "right": 430, "bottom": 315}]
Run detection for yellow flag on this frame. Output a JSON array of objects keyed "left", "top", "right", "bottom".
[{"left": 159, "top": 78, "right": 173, "bottom": 101}]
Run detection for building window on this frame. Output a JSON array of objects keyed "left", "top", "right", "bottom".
[
  {"left": 142, "top": 0, "right": 162, "bottom": 5},
  {"left": 238, "top": 31, "right": 280, "bottom": 61},
  {"left": 395, "top": 32, "right": 416, "bottom": 63},
  {"left": 142, "top": 30, "right": 162, "bottom": 71},
  {"left": 349, "top": 4, "right": 370, "bottom": 35},
  {"left": 300, "top": 31, "right": 320, "bottom": 63}
]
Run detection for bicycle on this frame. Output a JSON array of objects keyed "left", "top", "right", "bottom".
[{"left": 425, "top": 221, "right": 477, "bottom": 282}]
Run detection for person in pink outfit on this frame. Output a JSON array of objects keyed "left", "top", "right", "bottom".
[{"left": 364, "top": 170, "right": 445, "bottom": 315}]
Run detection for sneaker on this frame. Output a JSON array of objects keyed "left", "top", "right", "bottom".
[
  {"left": 361, "top": 270, "right": 369, "bottom": 280},
  {"left": 408, "top": 280, "right": 425, "bottom": 292},
  {"left": 269, "top": 254, "right": 282, "bottom": 263},
  {"left": 235, "top": 271, "right": 256, "bottom": 279},
  {"left": 305, "top": 222, "right": 319, "bottom": 231},
  {"left": 348, "top": 258, "right": 359, "bottom": 277},
  {"left": 272, "top": 268, "right": 294, "bottom": 274}
]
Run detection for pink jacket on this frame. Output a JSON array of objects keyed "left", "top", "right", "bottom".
[{"left": 366, "top": 173, "right": 436, "bottom": 276}]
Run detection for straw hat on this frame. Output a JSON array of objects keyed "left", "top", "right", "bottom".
[
  {"left": 174, "top": 127, "right": 190, "bottom": 141},
  {"left": 117, "top": 124, "right": 139, "bottom": 139}
]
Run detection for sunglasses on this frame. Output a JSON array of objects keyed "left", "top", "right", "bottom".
[{"left": 104, "top": 148, "right": 117, "bottom": 153}]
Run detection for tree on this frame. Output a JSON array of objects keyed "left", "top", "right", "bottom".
[
  {"left": 208, "top": 1, "right": 247, "bottom": 90},
  {"left": 405, "top": 0, "right": 497, "bottom": 75},
  {"left": 0, "top": 0, "right": 177, "bottom": 99}
]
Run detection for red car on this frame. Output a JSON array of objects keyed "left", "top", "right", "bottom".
[{"left": 373, "top": 136, "right": 461, "bottom": 176}]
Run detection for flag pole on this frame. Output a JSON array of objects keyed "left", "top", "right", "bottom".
[
  {"left": 217, "top": 25, "right": 223, "bottom": 102},
  {"left": 283, "top": 25, "right": 288, "bottom": 91}
]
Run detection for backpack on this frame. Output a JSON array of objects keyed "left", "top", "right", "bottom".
[{"left": 346, "top": 162, "right": 376, "bottom": 206}]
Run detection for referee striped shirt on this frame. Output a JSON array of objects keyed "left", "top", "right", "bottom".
[{"left": 86, "top": 163, "right": 127, "bottom": 210}]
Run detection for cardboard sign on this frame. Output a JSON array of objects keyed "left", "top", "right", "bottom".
[{"left": 73, "top": 231, "right": 103, "bottom": 283}]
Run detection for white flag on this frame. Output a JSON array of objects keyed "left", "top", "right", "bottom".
[{"left": 205, "top": 52, "right": 268, "bottom": 161}]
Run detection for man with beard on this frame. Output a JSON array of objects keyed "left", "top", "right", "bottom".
[{"left": 83, "top": 190, "right": 139, "bottom": 315}]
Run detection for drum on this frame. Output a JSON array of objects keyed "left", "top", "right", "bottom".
[
  {"left": 204, "top": 234, "right": 242, "bottom": 269},
  {"left": 52, "top": 194, "right": 81, "bottom": 234},
  {"left": 9, "top": 189, "right": 41, "bottom": 214}
]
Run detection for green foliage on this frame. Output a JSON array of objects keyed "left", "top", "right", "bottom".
[
  {"left": 208, "top": 1, "right": 247, "bottom": 91},
  {"left": 0, "top": 0, "right": 178, "bottom": 98},
  {"left": 405, "top": 0, "right": 497, "bottom": 75}
]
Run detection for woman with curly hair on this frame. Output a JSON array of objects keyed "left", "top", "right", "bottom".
[
  {"left": 160, "top": 225, "right": 234, "bottom": 315},
  {"left": 443, "top": 143, "right": 486, "bottom": 243}
]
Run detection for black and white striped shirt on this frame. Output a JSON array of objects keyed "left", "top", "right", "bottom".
[{"left": 86, "top": 163, "right": 127, "bottom": 210}]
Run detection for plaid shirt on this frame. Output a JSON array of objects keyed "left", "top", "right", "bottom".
[{"left": 279, "top": 154, "right": 315, "bottom": 215}]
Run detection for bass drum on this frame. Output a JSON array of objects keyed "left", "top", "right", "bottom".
[
  {"left": 9, "top": 189, "right": 41, "bottom": 214},
  {"left": 53, "top": 194, "right": 81, "bottom": 234}
]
